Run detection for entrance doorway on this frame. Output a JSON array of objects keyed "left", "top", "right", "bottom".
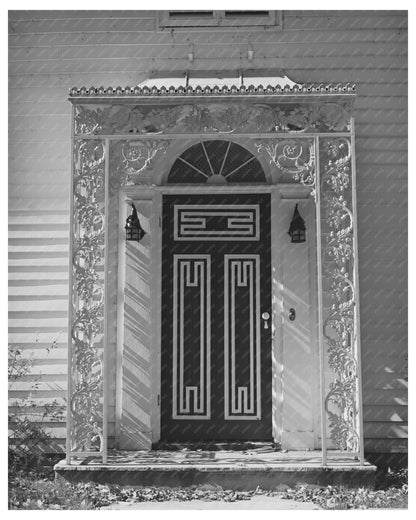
[{"left": 161, "top": 193, "right": 272, "bottom": 441}]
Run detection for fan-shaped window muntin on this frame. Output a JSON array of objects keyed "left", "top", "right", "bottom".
[{"left": 167, "top": 140, "right": 266, "bottom": 184}]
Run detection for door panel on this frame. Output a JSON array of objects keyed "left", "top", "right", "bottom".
[
  {"left": 161, "top": 193, "right": 272, "bottom": 441},
  {"left": 172, "top": 254, "right": 211, "bottom": 420},
  {"left": 224, "top": 254, "right": 261, "bottom": 420}
]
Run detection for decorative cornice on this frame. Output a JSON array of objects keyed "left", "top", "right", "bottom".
[
  {"left": 74, "top": 101, "right": 353, "bottom": 136},
  {"left": 69, "top": 82, "right": 356, "bottom": 99}
]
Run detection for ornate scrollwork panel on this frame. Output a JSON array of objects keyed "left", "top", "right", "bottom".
[
  {"left": 255, "top": 138, "right": 316, "bottom": 191},
  {"left": 70, "top": 139, "right": 106, "bottom": 453},
  {"left": 74, "top": 102, "right": 352, "bottom": 136},
  {"left": 109, "top": 139, "right": 171, "bottom": 189},
  {"left": 320, "top": 137, "right": 360, "bottom": 452}
]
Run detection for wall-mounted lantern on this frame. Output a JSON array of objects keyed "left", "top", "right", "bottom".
[
  {"left": 125, "top": 203, "right": 146, "bottom": 242},
  {"left": 288, "top": 203, "right": 306, "bottom": 243}
]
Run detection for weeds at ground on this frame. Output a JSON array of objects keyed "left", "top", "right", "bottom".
[
  {"left": 9, "top": 470, "right": 256, "bottom": 510},
  {"left": 281, "top": 468, "right": 408, "bottom": 510}
]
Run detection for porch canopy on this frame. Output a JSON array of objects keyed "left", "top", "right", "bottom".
[{"left": 67, "top": 71, "right": 363, "bottom": 466}]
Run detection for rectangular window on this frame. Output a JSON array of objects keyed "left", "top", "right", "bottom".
[
  {"left": 221, "top": 11, "right": 277, "bottom": 27},
  {"left": 159, "top": 10, "right": 282, "bottom": 29},
  {"left": 164, "top": 11, "right": 218, "bottom": 27}
]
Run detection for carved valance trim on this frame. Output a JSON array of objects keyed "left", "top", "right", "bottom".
[
  {"left": 69, "top": 83, "right": 356, "bottom": 100},
  {"left": 72, "top": 100, "right": 354, "bottom": 136}
]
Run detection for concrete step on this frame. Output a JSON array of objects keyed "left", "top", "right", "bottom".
[{"left": 55, "top": 450, "right": 377, "bottom": 490}]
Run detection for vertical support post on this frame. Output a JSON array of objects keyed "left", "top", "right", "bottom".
[
  {"left": 150, "top": 190, "right": 163, "bottom": 445},
  {"left": 270, "top": 186, "right": 282, "bottom": 444},
  {"left": 115, "top": 190, "right": 126, "bottom": 449},
  {"left": 67, "top": 132, "right": 106, "bottom": 459},
  {"left": 66, "top": 105, "right": 75, "bottom": 465},
  {"left": 102, "top": 139, "right": 110, "bottom": 464},
  {"left": 315, "top": 136, "right": 327, "bottom": 465},
  {"left": 350, "top": 121, "right": 365, "bottom": 465}
]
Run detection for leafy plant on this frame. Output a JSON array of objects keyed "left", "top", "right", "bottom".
[{"left": 8, "top": 339, "right": 66, "bottom": 469}]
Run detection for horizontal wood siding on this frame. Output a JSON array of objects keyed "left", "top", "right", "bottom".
[{"left": 9, "top": 10, "right": 407, "bottom": 454}]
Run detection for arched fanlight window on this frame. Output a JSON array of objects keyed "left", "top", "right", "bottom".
[{"left": 167, "top": 140, "right": 266, "bottom": 184}]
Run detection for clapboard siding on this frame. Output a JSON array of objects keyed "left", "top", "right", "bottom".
[
  {"left": 9, "top": 42, "right": 407, "bottom": 63},
  {"left": 8, "top": 10, "right": 407, "bottom": 454},
  {"left": 9, "top": 29, "right": 407, "bottom": 53},
  {"left": 364, "top": 405, "right": 408, "bottom": 422},
  {"left": 7, "top": 70, "right": 407, "bottom": 87},
  {"left": 8, "top": 207, "right": 70, "bottom": 447},
  {"left": 9, "top": 59, "right": 408, "bottom": 76}
]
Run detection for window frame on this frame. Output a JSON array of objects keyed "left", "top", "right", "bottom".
[{"left": 159, "top": 10, "right": 282, "bottom": 29}]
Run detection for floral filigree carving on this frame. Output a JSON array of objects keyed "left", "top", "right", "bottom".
[
  {"left": 320, "top": 137, "right": 360, "bottom": 452},
  {"left": 121, "top": 140, "right": 169, "bottom": 175},
  {"left": 70, "top": 139, "right": 105, "bottom": 453},
  {"left": 74, "top": 102, "right": 352, "bottom": 136},
  {"left": 255, "top": 138, "right": 316, "bottom": 192},
  {"left": 109, "top": 139, "right": 171, "bottom": 188}
]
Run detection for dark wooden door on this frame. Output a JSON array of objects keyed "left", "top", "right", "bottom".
[{"left": 161, "top": 193, "right": 272, "bottom": 441}]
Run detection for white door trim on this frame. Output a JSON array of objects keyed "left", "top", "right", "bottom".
[{"left": 117, "top": 184, "right": 313, "bottom": 447}]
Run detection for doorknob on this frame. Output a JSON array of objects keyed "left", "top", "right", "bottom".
[{"left": 261, "top": 312, "right": 270, "bottom": 329}]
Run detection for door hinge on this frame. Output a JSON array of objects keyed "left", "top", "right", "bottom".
[
  {"left": 157, "top": 394, "right": 160, "bottom": 406},
  {"left": 159, "top": 216, "right": 162, "bottom": 228}
]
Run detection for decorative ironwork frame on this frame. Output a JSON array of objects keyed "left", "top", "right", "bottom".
[
  {"left": 67, "top": 89, "right": 363, "bottom": 466},
  {"left": 67, "top": 137, "right": 107, "bottom": 462}
]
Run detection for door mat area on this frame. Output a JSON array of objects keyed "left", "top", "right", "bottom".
[{"left": 151, "top": 442, "right": 281, "bottom": 452}]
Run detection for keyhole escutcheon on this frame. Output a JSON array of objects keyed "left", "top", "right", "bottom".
[{"left": 262, "top": 312, "right": 270, "bottom": 329}]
